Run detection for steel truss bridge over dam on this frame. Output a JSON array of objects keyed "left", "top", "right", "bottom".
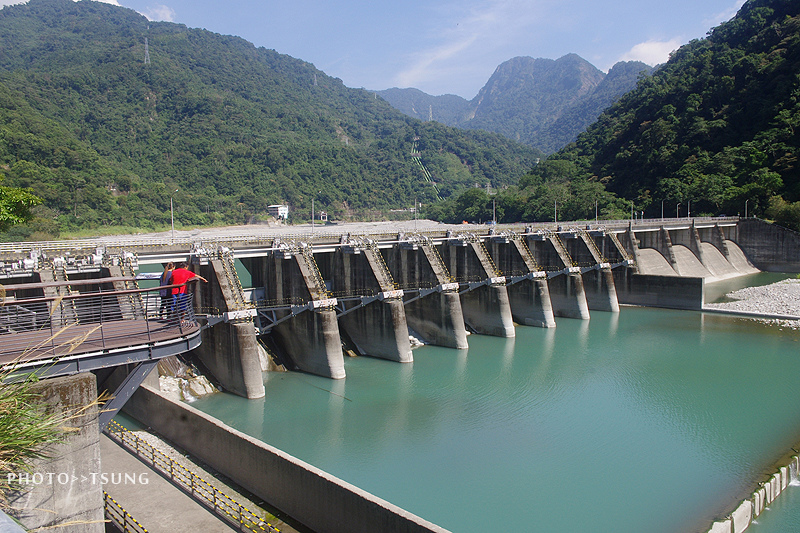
[{"left": 2, "top": 215, "right": 797, "bottom": 404}]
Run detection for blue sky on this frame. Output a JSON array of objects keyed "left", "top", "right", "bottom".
[{"left": 5, "top": 0, "right": 746, "bottom": 98}]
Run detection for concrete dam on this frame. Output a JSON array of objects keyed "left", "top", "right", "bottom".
[
  {"left": 0, "top": 216, "right": 796, "bottom": 402},
  {"left": 3, "top": 216, "right": 800, "bottom": 533}
]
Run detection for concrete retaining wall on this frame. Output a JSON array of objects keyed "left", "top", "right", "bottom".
[
  {"left": 614, "top": 271, "right": 705, "bottom": 310},
  {"left": 124, "top": 385, "right": 450, "bottom": 533},
  {"left": 702, "top": 452, "right": 799, "bottom": 533},
  {"left": 8, "top": 373, "right": 103, "bottom": 533},
  {"left": 736, "top": 218, "right": 800, "bottom": 272}
]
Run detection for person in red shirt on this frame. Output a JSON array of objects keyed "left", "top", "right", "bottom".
[{"left": 170, "top": 262, "right": 208, "bottom": 321}]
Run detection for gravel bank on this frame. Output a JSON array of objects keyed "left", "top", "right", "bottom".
[{"left": 704, "top": 277, "right": 800, "bottom": 327}]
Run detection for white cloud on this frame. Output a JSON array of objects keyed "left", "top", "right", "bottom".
[
  {"left": 393, "top": 0, "right": 549, "bottom": 94},
  {"left": 141, "top": 4, "right": 175, "bottom": 22},
  {"left": 705, "top": 0, "right": 746, "bottom": 27},
  {"left": 618, "top": 38, "right": 682, "bottom": 66}
]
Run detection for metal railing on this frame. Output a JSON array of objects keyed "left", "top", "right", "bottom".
[
  {"left": 0, "top": 282, "right": 197, "bottom": 362},
  {"left": 104, "top": 491, "right": 149, "bottom": 533},
  {"left": 105, "top": 420, "right": 280, "bottom": 533}
]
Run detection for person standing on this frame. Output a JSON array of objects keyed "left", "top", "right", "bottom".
[
  {"left": 170, "top": 262, "right": 208, "bottom": 322},
  {"left": 158, "top": 262, "right": 175, "bottom": 319}
]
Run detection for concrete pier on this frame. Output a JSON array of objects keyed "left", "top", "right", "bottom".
[
  {"left": 528, "top": 233, "right": 590, "bottom": 320},
  {"left": 384, "top": 239, "right": 468, "bottom": 349},
  {"left": 439, "top": 236, "right": 515, "bottom": 337},
  {"left": 547, "top": 271, "right": 591, "bottom": 319},
  {"left": 332, "top": 243, "right": 412, "bottom": 362},
  {"left": 486, "top": 235, "right": 555, "bottom": 328},
  {"left": 261, "top": 249, "right": 345, "bottom": 379},
  {"left": 195, "top": 259, "right": 265, "bottom": 399},
  {"left": 572, "top": 232, "right": 620, "bottom": 313},
  {"left": 582, "top": 267, "right": 620, "bottom": 313}
]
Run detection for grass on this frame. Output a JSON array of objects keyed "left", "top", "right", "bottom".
[{"left": 0, "top": 373, "right": 67, "bottom": 508}]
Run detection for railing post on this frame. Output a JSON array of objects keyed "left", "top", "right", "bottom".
[{"left": 99, "top": 293, "right": 107, "bottom": 347}]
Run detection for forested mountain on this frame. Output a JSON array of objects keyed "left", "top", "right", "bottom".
[
  {"left": 377, "top": 56, "right": 651, "bottom": 154},
  {"left": 425, "top": 0, "right": 800, "bottom": 230},
  {"left": 0, "top": 0, "right": 541, "bottom": 238},
  {"left": 525, "top": 0, "right": 800, "bottom": 227}
]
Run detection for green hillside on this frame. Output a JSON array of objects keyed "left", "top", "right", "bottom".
[
  {"left": 0, "top": 0, "right": 541, "bottom": 238},
  {"left": 526, "top": 0, "right": 800, "bottom": 227}
]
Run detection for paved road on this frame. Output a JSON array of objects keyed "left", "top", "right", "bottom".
[{"left": 94, "top": 219, "right": 478, "bottom": 244}]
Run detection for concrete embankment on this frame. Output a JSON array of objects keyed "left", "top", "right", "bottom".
[
  {"left": 702, "top": 451, "right": 800, "bottom": 533},
  {"left": 124, "top": 384, "right": 450, "bottom": 533},
  {"left": 699, "top": 278, "right": 800, "bottom": 532}
]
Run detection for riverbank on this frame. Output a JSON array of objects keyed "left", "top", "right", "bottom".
[{"left": 703, "top": 277, "right": 800, "bottom": 327}]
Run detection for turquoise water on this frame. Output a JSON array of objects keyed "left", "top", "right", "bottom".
[
  {"left": 748, "top": 481, "right": 800, "bottom": 532},
  {"left": 192, "top": 307, "right": 800, "bottom": 533}
]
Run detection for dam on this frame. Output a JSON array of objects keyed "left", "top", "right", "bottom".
[{"left": 2, "top": 216, "right": 800, "bottom": 532}]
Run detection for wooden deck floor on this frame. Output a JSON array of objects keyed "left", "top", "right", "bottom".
[{"left": 0, "top": 318, "right": 200, "bottom": 367}]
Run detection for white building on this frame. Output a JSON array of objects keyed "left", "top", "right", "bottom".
[{"left": 268, "top": 204, "right": 289, "bottom": 220}]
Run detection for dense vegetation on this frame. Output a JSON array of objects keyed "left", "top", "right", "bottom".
[
  {"left": 0, "top": 0, "right": 540, "bottom": 239},
  {"left": 522, "top": 0, "right": 800, "bottom": 229},
  {"left": 379, "top": 56, "right": 652, "bottom": 154}
]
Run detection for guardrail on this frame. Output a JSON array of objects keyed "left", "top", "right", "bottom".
[
  {"left": 105, "top": 420, "right": 280, "bottom": 533},
  {"left": 104, "top": 491, "right": 149, "bottom": 533},
  {"left": 0, "top": 283, "right": 197, "bottom": 362}
]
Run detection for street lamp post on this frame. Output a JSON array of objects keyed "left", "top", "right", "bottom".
[
  {"left": 661, "top": 200, "right": 665, "bottom": 220},
  {"left": 311, "top": 190, "right": 321, "bottom": 236},
  {"left": 170, "top": 188, "right": 178, "bottom": 243},
  {"left": 676, "top": 203, "right": 680, "bottom": 218},
  {"left": 745, "top": 199, "right": 749, "bottom": 219}
]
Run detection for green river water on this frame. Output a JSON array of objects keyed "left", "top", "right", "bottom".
[{"left": 190, "top": 275, "right": 800, "bottom": 533}]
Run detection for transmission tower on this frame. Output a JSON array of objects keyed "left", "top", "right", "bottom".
[{"left": 144, "top": 37, "right": 150, "bottom": 65}]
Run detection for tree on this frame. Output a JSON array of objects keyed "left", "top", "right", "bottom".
[{"left": 0, "top": 183, "right": 42, "bottom": 232}]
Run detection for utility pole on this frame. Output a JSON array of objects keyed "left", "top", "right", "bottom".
[{"left": 170, "top": 189, "right": 178, "bottom": 243}]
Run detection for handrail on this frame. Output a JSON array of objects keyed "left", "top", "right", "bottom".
[
  {"left": 104, "top": 491, "right": 149, "bottom": 533},
  {"left": 105, "top": 420, "right": 280, "bottom": 533},
  {"left": 2, "top": 282, "right": 192, "bottom": 305},
  {"left": 0, "top": 286, "right": 199, "bottom": 365}
]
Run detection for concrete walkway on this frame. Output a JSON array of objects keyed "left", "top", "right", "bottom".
[{"left": 100, "top": 434, "right": 238, "bottom": 532}]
